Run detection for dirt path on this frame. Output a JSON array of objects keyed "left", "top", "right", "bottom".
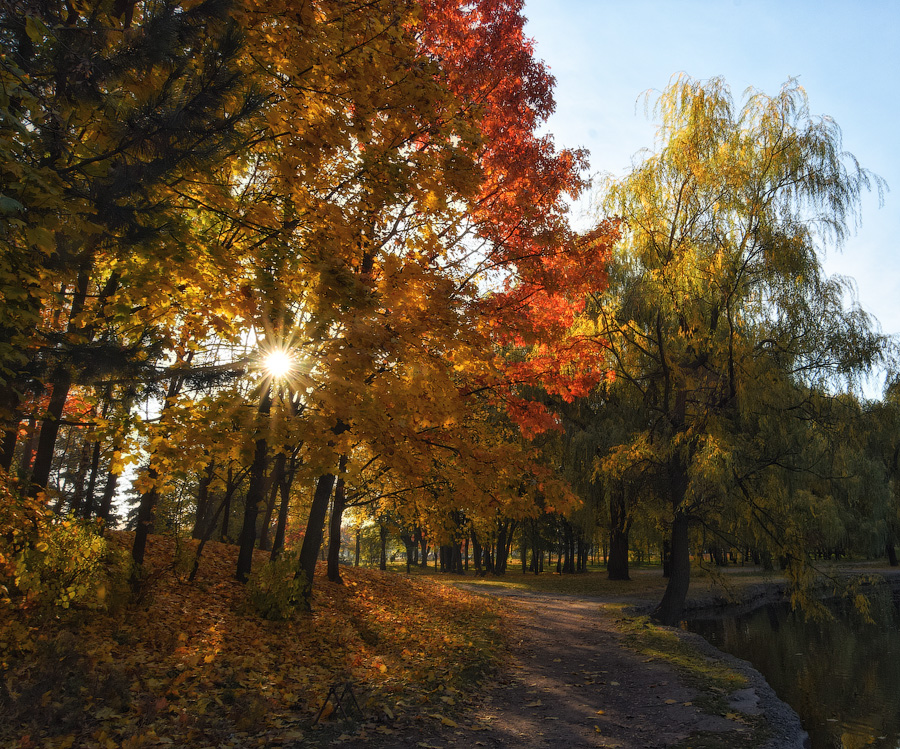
[{"left": 312, "top": 587, "right": 808, "bottom": 748}]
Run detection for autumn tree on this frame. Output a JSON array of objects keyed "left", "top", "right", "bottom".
[
  {"left": 592, "top": 75, "right": 887, "bottom": 625},
  {"left": 0, "top": 0, "right": 264, "bottom": 509}
]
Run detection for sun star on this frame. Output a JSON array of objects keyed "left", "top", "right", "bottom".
[{"left": 264, "top": 349, "right": 294, "bottom": 379}]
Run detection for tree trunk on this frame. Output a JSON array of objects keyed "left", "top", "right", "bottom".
[
  {"left": 30, "top": 271, "right": 92, "bottom": 495},
  {"left": 296, "top": 472, "right": 336, "bottom": 598},
  {"left": 270, "top": 454, "right": 296, "bottom": 559},
  {"left": 80, "top": 438, "right": 102, "bottom": 519},
  {"left": 68, "top": 433, "right": 93, "bottom": 515},
  {"left": 192, "top": 460, "right": 216, "bottom": 539},
  {"left": 494, "top": 519, "right": 516, "bottom": 575},
  {"left": 355, "top": 528, "right": 361, "bottom": 566},
  {"left": 257, "top": 453, "right": 283, "bottom": 552},
  {"left": 471, "top": 528, "right": 484, "bottom": 575},
  {"left": 235, "top": 389, "right": 272, "bottom": 583},
  {"left": 220, "top": 466, "right": 234, "bottom": 542},
  {"left": 0, "top": 385, "right": 21, "bottom": 472},
  {"left": 97, "top": 465, "right": 120, "bottom": 522},
  {"left": 419, "top": 534, "right": 429, "bottom": 568},
  {"left": 29, "top": 368, "right": 74, "bottom": 495},
  {"left": 131, "top": 369, "right": 188, "bottom": 566},
  {"left": 326, "top": 456, "right": 349, "bottom": 582},
  {"left": 494, "top": 522, "right": 508, "bottom": 576},
  {"left": 607, "top": 484, "right": 631, "bottom": 580},
  {"left": 652, "top": 511, "right": 691, "bottom": 626},
  {"left": 379, "top": 523, "right": 388, "bottom": 570},
  {"left": 131, "top": 471, "right": 159, "bottom": 567},
  {"left": 887, "top": 540, "right": 898, "bottom": 567},
  {"left": 400, "top": 532, "right": 414, "bottom": 574}
]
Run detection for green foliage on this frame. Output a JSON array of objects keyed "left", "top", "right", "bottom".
[
  {"left": 13, "top": 519, "right": 119, "bottom": 610},
  {"left": 0, "top": 473, "right": 126, "bottom": 610},
  {"left": 247, "top": 552, "right": 307, "bottom": 620},
  {"left": 0, "top": 481, "right": 51, "bottom": 603},
  {"left": 584, "top": 75, "right": 890, "bottom": 622}
]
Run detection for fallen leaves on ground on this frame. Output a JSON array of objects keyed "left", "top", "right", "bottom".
[{"left": 0, "top": 532, "right": 505, "bottom": 748}]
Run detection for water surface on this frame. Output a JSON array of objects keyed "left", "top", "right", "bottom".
[{"left": 688, "top": 588, "right": 900, "bottom": 749}]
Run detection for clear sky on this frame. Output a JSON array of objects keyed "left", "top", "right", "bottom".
[{"left": 523, "top": 0, "right": 900, "bottom": 394}]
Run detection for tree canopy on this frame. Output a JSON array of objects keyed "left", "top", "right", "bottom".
[{"left": 588, "top": 75, "right": 889, "bottom": 623}]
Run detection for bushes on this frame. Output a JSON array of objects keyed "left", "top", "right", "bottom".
[
  {"left": 0, "top": 476, "right": 123, "bottom": 609},
  {"left": 247, "top": 552, "right": 307, "bottom": 620}
]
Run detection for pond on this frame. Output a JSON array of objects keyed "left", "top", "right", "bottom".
[{"left": 687, "top": 587, "right": 900, "bottom": 749}]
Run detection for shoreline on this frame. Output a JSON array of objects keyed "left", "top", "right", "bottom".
[{"left": 652, "top": 567, "right": 900, "bottom": 749}]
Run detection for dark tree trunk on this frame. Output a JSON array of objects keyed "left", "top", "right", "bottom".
[
  {"left": 270, "top": 454, "right": 296, "bottom": 560},
  {"left": 235, "top": 389, "right": 272, "bottom": 583},
  {"left": 471, "top": 528, "right": 484, "bottom": 575},
  {"left": 188, "top": 492, "right": 232, "bottom": 582},
  {"left": 68, "top": 433, "right": 93, "bottom": 516},
  {"left": 652, "top": 511, "right": 691, "bottom": 626},
  {"left": 483, "top": 542, "right": 495, "bottom": 574},
  {"left": 400, "top": 532, "right": 414, "bottom": 574},
  {"left": 192, "top": 460, "right": 216, "bottom": 539},
  {"left": 495, "top": 522, "right": 508, "bottom": 575},
  {"left": 0, "top": 385, "right": 21, "bottom": 472},
  {"left": 418, "top": 533, "right": 429, "bottom": 568},
  {"left": 80, "top": 438, "right": 102, "bottom": 519},
  {"left": 326, "top": 456, "right": 349, "bottom": 582},
  {"left": 379, "top": 523, "right": 388, "bottom": 570},
  {"left": 494, "top": 519, "right": 516, "bottom": 575},
  {"left": 30, "top": 271, "right": 92, "bottom": 495},
  {"left": 97, "top": 465, "right": 120, "bottom": 522},
  {"left": 607, "top": 484, "right": 631, "bottom": 580},
  {"left": 354, "top": 528, "right": 361, "bottom": 566},
  {"left": 451, "top": 543, "right": 463, "bottom": 574},
  {"left": 131, "top": 468, "right": 160, "bottom": 567},
  {"left": 562, "top": 521, "right": 576, "bottom": 573},
  {"left": 296, "top": 472, "right": 336, "bottom": 597},
  {"left": 662, "top": 539, "right": 672, "bottom": 578},
  {"left": 887, "top": 540, "right": 898, "bottom": 567},
  {"left": 220, "top": 467, "right": 234, "bottom": 542},
  {"left": 257, "top": 454, "right": 283, "bottom": 552},
  {"left": 29, "top": 368, "right": 74, "bottom": 495},
  {"left": 0, "top": 423, "right": 17, "bottom": 472},
  {"left": 131, "top": 369, "right": 187, "bottom": 566}
]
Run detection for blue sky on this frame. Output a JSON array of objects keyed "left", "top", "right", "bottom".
[{"left": 523, "top": 0, "right": 900, "bottom": 392}]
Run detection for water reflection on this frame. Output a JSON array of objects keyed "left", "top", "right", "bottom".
[{"left": 688, "top": 587, "right": 900, "bottom": 749}]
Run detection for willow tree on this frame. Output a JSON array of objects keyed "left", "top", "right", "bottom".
[{"left": 594, "top": 75, "right": 887, "bottom": 625}]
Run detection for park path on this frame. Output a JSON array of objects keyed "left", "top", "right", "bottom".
[{"left": 341, "top": 587, "right": 808, "bottom": 749}]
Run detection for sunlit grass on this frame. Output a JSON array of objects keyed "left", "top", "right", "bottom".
[{"left": 382, "top": 559, "right": 790, "bottom": 603}]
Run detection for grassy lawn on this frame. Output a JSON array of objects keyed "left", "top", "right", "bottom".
[{"left": 379, "top": 559, "right": 789, "bottom": 604}]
